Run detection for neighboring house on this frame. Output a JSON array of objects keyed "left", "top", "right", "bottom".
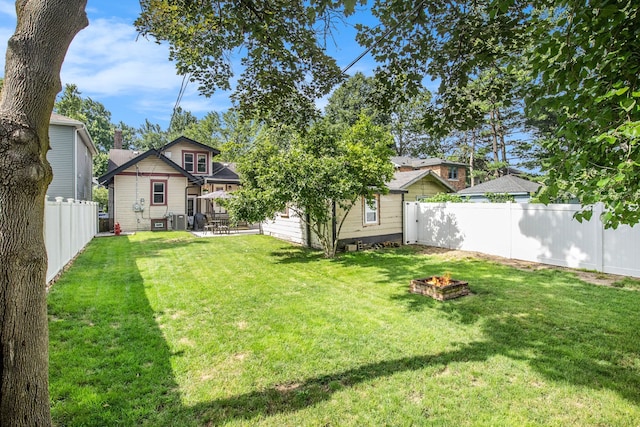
[
  {"left": 391, "top": 156, "right": 468, "bottom": 191},
  {"left": 47, "top": 113, "right": 98, "bottom": 201},
  {"left": 98, "top": 136, "right": 240, "bottom": 232},
  {"left": 457, "top": 174, "right": 542, "bottom": 202},
  {"left": 262, "top": 168, "right": 456, "bottom": 249}
]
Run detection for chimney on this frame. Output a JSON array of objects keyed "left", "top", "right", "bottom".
[{"left": 114, "top": 129, "right": 123, "bottom": 150}]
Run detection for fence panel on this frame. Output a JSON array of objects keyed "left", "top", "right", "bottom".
[
  {"left": 45, "top": 197, "right": 97, "bottom": 283},
  {"left": 407, "top": 202, "right": 640, "bottom": 278}
]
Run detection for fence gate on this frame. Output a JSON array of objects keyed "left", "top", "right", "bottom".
[{"left": 403, "top": 202, "right": 418, "bottom": 244}]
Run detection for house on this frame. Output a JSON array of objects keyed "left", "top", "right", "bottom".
[
  {"left": 457, "top": 174, "right": 542, "bottom": 202},
  {"left": 262, "top": 168, "right": 456, "bottom": 249},
  {"left": 98, "top": 136, "right": 240, "bottom": 232},
  {"left": 391, "top": 156, "right": 468, "bottom": 191},
  {"left": 47, "top": 113, "right": 98, "bottom": 201}
]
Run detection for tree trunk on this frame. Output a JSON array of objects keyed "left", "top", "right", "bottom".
[
  {"left": 0, "top": 1, "right": 87, "bottom": 426},
  {"left": 489, "top": 109, "right": 500, "bottom": 177},
  {"left": 469, "top": 129, "right": 476, "bottom": 187},
  {"left": 496, "top": 109, "right": 508, "bottom": 175}
]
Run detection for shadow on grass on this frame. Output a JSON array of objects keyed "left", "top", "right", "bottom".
[
  {"left": 270, "top": 245, "right": 325, "bottom": 264},
  {"left": 48, "top": 234, "right": 197, "bottom": 425},
  {"left": 49, "top": 235, "right": 640, "bottom": 425},
  {"left": 188, "top": 343, "right": 495, "bottom": 424}
]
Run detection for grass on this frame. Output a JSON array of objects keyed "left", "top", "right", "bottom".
[{"left": 48, "top": 232, "right": 640, "bottom": 426}]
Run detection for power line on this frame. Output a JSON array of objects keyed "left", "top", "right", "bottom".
[{"left": 341, "top": 0, "right": 427, "bottom": 75}]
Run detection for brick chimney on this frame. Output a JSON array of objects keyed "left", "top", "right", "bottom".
[{"left": 114, "top": 129, "right": 123, "bottom": 149}]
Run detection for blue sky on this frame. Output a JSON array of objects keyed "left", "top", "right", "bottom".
[{"left": 0, "top": 1, "right": 379, "bottom": 129}]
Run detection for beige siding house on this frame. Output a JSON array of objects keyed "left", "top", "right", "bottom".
[
  {"left": 262, "top": 168, "right": 456, "bottom": 249},
  {"left": 99, "top": 136, "right": 240, "bottom": 232}
]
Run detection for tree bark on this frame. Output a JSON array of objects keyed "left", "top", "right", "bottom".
[{"left": 0, "top": 1, "right": 87, "bottom": 425}]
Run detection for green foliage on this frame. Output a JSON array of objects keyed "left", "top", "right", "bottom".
[
  {"left": 55, "top": 84, "right": 114, "bottom": 152},
  {"left": 484, "top": 192, "right": 516, "bottom": 203},
  {"left": 324, "top": 72, "right": 390, "bottom": 127},
  {"left": 227, "top": 115, "right": 394, "bottom": 257},
  {"left": 356, "top": 0, "right": 639, "bottom": 227},
  {"left": 135, "top": 1, "right": 352, "bottom": 127},
  {"left": 325, "top": 73, "right": 440, "bottom": 158},
  {"left": 527, "top": 0, "right": 640, "bottom": 228},
  {"left": 93, "top": 152, "right": 109, "bottom": 178},
  {"left": 419, "top": 193, "right": 468, "bottom": 203},
  {"left": 92, "top": 186, "right": 108, "bottom": 211}
]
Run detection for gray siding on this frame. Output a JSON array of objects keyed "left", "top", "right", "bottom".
[
  {"left": 47, "top": 125, "right": 75, "bottom": 199},
  {"left": 76, "top": 134, "right": 93, "bottom": 201}
]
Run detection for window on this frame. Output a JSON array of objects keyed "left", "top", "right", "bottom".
[
  {"left": 183, "top": 153, "right": 194, "bottom": 172},
  {"left": 363, "top": 196, "right": 379, "bottom": 225},
  {"left": 197, "top": 153, "right": 207, "bottom": 173},
  {"left": 448, "top": 166, "right": 458, "bottom": 180},
  {"left": 151, "top": 180, "right": 167, "bottom": 205}
]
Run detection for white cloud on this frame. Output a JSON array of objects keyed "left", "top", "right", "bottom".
[
  {"left": 0, "top": 1, "right": 15, "bottom": 18},
  {"left": 61, "top": 18, "right": 183, "bottom": 95},
  {"left": 58, "top": 17, "right": 234, "bottom": 124}
]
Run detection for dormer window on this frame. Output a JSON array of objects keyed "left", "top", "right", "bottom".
[
  {"left": 184, "top": 153, "right": 194, "bottom": 172},
  {"left": 448, "top": 166, "right": 458, "bottom": 180},
  {"left": 183, "top": 152, "right": 208, "bottom": 174},
  {"left": 197, "top": 153, "right": 207, "bottom": 173}
]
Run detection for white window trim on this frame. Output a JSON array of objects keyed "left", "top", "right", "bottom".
[{"left": 363, "top": 195, "right": 379, "bottom": 226}]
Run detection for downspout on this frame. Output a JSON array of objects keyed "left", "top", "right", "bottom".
[{"left": 401, "top": 192, "right": 405, "bottom": 246}]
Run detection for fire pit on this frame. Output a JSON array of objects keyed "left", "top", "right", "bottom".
[{"left": 409, "top": 274, "right": 469, "bottom": 301}]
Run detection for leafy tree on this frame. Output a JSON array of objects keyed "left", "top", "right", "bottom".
[
  {"left": 357, "top": 0, "right": 639, "bottom": 227},
  {"left": 135, "top": 1, "right": 361, "bottom": 128},
  {"left": 54, "top": 84, "right": 114, "bottom": 152},
  {"left": 166, "top": 106, "right": 198, "bottom": 141},
  {"left": 325, "top": 73, "right": 440, "bottom": 157},
  {"left": 0, "top": 1, "right": 88, "bottom": 424},
  {"left": 227, "top": 116, "right": 394, "bottom": 257},
  {"left": 210, "top": 110, "right": 262, "bottom": 162},
  {"left": 527, "top": 0, "right": 640, "bottom": 228},
  {"left": 419, "top": 193, "right": 469, "bottom": 203},
  {"left": 136, "top": 119, "right": 166, "bottom": 150},
  {"left": 54, "top": 84, "right": 127, "bottom": 177},
  {"left": 484, "top": 193, "right": 516, "bottom": 203},
  {"left": 93, "top": 186, "right": 109, "bottom": 211},
  {"left": 324, "top": 72, "right": 389, "bottom": 127}
]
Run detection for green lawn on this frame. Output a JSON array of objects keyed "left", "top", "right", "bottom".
[{"left": 48, "top": 232, "right": 640, "bottom": 426}]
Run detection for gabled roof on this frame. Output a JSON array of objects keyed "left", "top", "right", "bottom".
[
  {"left": 50, "top": 113, "right": 98, "bottom": 156},
  {"left": 107, "top": 149, "right": 142, "bottom": 173},
  {"left": 98, "top": 148, "right": 202, "bottom": 186},
  {"left": 391, "top": 156, "right": 467, "bottom": 169},
  {"left": 160, "top": 136, "right": 220, "bottom": 155},
  {"left": 457, "top": 174, "right": 542, "bottom": 195},
  {"left": 99, "top": 135, "right": 222, "bottom": 186},
  {"left": 388, "top": 169, "right": 456, "bottom": 193},
  {"left": 206, "top": 162, "right": 240, "bottom": 184}
]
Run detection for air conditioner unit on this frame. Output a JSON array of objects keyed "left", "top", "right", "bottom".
[{"left": 172, "top": 214, "right": 186, "bottom": 230}]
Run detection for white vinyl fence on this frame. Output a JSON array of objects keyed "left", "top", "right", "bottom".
[
  {"left": 45, "top": 197, "right": 98, "bottom": 283},
  {"left": 404, "top": 202, "right": 640, "bottom": 278}
]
